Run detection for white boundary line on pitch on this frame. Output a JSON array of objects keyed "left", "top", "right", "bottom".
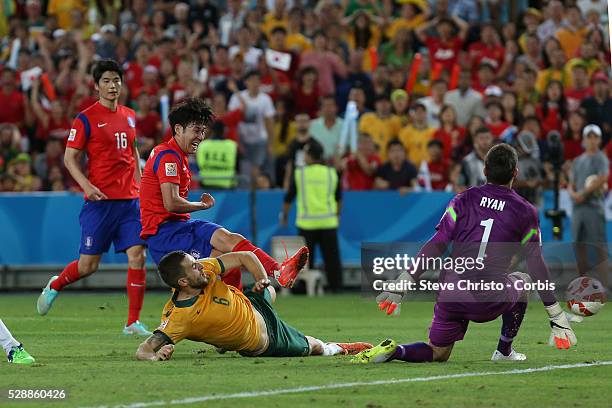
[{"left": 84, "top": 360, "right": 612, "bottom": 408}]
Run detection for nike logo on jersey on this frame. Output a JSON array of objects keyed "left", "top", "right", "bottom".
[{"left": 97, "top": 123, "right": 107, "bottom": 127}]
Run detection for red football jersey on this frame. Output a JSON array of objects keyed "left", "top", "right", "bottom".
[
  {"left": 139, "top": 137, "right": 191, "bottom": 239},
  {"left": 67, "top": 101, "right": 139, "bottom": 199}
]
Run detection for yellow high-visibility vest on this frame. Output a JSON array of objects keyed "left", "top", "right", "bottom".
[
  {"left": 196, "top": 139, "right": 237, "bottom": 188},
  {"left": 295, "top": 164, "right": 338, "bottom": 230}
]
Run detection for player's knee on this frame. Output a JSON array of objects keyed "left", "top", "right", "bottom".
[
  {"left": 226, "top": 232, "right": 245, "bottom": 247},
  {"left": 78, "top": 259, "right": 99, "bottom": 276},
  {"left": 307, "top": 337, "right": 323, "bottom": 355},
  {"left": 128, "top": 250, "right": 146, "bottom": 269}
]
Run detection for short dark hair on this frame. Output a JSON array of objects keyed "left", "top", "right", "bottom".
[
  {"left": 428, "top": 139, "right": 443, "bottom": 149},
  {"left": 92, "top": 59, "right": 123, "bottom": 84},
  {"left": 243, "top": 69, "right": 261, "bottom": 81},
  {"left": 387, "top": 138, "right": 405, "bottom": 151},
  {"left": 271, "top": 26, "right": 287, "bottom": 36},
  {"left": 158, "top": 250, "right": 188, "bottom": 289},
  {"left": 305, "top": 139, "right": 324, "bottom": 161},
  {"left": 475, "top": 126, "right": 492, "bottom": 137},
  {"left": 485, "top": 143, "right": 517, "bottom": 185},
  {"left": 168, "top": 97, "right": 214, "bottom": 136}
]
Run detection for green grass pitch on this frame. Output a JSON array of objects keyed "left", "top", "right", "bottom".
[{"left": 1, "top": 292, "right": 611, "bottom": 408}]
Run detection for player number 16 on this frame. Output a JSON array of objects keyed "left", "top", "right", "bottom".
[{"left": 115, "top": 132, "right": 128, "bottom": 149}]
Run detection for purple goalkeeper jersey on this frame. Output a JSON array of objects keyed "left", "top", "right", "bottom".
[{"left": 438, "top": 183, "right": 540, "bottom": 278}]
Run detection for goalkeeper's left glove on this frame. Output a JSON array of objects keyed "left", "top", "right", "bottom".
[
  {"left": 545, "top": 302, "right": 577, "bottom": 349},
  {"left": 376, "top": 271, "right": 413, "bottom": 316}
]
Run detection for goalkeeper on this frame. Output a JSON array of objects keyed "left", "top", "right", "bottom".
[
  {"left": 136, "top": 251, "right": 371, "bottom": 361},
  {"left": 354, "top": 144, "right": 577, "bottom": 364}
]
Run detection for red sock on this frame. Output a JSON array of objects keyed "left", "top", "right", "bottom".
[
  {"left": 126, "top": 268, "right": 146, "bottom": 326},
  {"left": 50, "top": 260, "right": 81, "bottom": 291},
  {"left": 221, "top": 268, "right": 243, "bottom": 291},
  {"left": 232, "top": 239, "right": 280, "bottom": 277}
]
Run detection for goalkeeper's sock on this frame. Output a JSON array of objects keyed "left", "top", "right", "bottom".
[
  {"left": 221, "top": 267, "right": 243, "bottom": 291},
  {"left": 391, "top": 342, "right": 433, "bottom": 362},
  {"left": 232, "top": 239, "right": 279, "bottom": 278},
  {"left": 497, "top": 301, "right": 527, "bottom": 356},
  {"left": 0, "top": 319, "right": 19, "bottom": 355},
  {"left": 126, "top": 267, "right": 146, "bottom": 326},
  {"left": 51, "top": 260, "right": 81, "bottom": 291}
]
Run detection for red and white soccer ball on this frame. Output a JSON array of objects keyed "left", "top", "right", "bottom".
[{"left": 566, "top": 277, "right": 606, "bottom": 317}]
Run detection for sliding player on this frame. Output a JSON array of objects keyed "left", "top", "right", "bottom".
[
  {"left": 135, "top": 251, "right": 371, "bottom": 360},
  {"left": 139, "top": 97, "right": 307, "bottom": 290},
  {"left": 37, "top": 59, "right": 150, "bottom": 335},
  {"left": 354, "top": 144, "right": 577, "bottom": 364},
  {"left": 1, "top": 319, "right": 35, "bottom": 364}
]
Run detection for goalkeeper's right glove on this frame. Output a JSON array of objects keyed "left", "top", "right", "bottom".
[
  {"left": 376, "top": 271, "right": 413, "bottom": 316},
  {"left": 545, "top": 302, "right": 577, "bottom": 349}
]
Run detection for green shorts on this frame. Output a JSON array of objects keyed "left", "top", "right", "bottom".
[{"left": 243, "top": 287, "right": 310, "bottom": 357}]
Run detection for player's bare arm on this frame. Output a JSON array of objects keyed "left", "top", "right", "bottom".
[
  {"left": 136, "top": 331, "right": 174, "bottom": 361},
  {"left": 216, "top": 252, "right": 270, "bottom": 292},
  {"left": 160, "top": 182, "right": 215, "bottom": 213},
  {"left": 64, "top": 147, "right": 108, "bottom": 201},
  {"left": 133, "top": 146, "right": 142, "bottom": 184}
]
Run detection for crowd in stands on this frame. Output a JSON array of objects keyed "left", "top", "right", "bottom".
[{"left": 0, "top": 0, "right": 610, "bottom": 205}]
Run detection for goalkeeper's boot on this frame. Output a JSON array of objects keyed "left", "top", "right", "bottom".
[
  {"left": 491, "top": 349, "right": 527, "bottom": 361},
  {"left": 337, "top": 342, "right": 373, "bottom": 355},
  {"left": 8, "top": 344, "right": 36, "bottom": 365},
  {"left": 352, "top": 339, "right": 397, "bottom": 363},
  {"left": 123, "top": 320, "right": 152, "bottom": 336},
  {"left": 277, "top": 246, "right": 309, "bottom": 288},
  {"left": 37, "top": 276, "right": 59, "bottom": 316}
]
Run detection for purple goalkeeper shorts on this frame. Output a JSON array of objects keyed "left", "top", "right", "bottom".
[{"left": 428, "top": 278, "right": 526, "bottom": 347}]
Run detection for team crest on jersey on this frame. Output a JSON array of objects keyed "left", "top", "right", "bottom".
[
  {"left": 68, "top": 128, "right": 77, "bottom": 141},
  {"left": 190, "top": 250, "right": 201, "bottom": 259},
  {"left": 84, "top": 236, "right": 93, "bottom": 248},
  {"left": 165, "top": 162, "right": 177, "bottom": 176},
  {"left": 127, "top": 116, "right": 136, "bottom": 128}
]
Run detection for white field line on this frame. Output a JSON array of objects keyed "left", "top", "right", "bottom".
[{"left": 84, "top": 360, "right": 612, "bottom": 408}]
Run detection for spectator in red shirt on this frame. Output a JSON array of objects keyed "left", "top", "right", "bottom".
[
  {"left": 211, "top": 90, "right": 243, "bottom": 144},
  {"left": 0, "top": 69, "right": 27, "bottom": 129},
  {"left": 124, "top": 43, "right": 150, "bottom": 96},
  {"left": 341, "top": 132, "right": 381, "bottom": 190},
  {"left": 425, "top": 139, "right": 450, "bottom": 191},
  {"left": 565, "top": 62, "right": 592, "bottom": 112},
  {"left": 292, "top": 66, "right": 320, "bottom": 119},
  {"left": 415, "top": 16, "right": 469, "bottom": 73},
  {"left": 208, "top": 45, "right": 232, "bottom": 91},
  {"left": 484, "top": 101, "right": 510, "bottom": 138},
  {"left": 257, "top": 55, "right": 291, "bottom": 102},
  {"left": 473, "top": 62, "right": 496, "bottom": 95},
  {"left": 469, "top": 24, "right": 505, "bottom": 74},
  {"left": 434, "top": 104, "right": 465, "bottom": 160},
  {"left": 135, "top": 92, "right": 162, "bottom": 157},
  {"left": 563, "top": 111, "right": 586, "bottom": 161},
  {"left": 536, "top": 80, "right": 567, "bottom": 137}
]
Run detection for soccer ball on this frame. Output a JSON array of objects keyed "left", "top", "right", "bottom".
[{"left": 566, "top": 277, "right": 605, "bottom": 317}]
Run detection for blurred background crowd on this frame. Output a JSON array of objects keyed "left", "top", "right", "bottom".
[{"left": 0, "top": 0, "right": 610, "bottom": 206}]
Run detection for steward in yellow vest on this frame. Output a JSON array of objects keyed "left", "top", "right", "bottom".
[{"left": 196, "top": 121, "right": 237, "bottom": 189}]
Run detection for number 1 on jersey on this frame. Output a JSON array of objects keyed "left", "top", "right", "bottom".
[
  {"left": 478, "top": 218, "right": 494, "bottom": 258},
  {"left": 115, "top": 132, "right": 127, "bottom": 149}
]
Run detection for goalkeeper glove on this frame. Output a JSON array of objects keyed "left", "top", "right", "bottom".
[
  {"left": 545, "top": 302, "right": 577, "bottom": 349},
  {"left": 376, "top": 271, "right": 413, "bottom": 316}
]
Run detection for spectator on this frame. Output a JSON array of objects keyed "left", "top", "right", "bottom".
[
  {"left": 399, "top": 103, "right": 435, "bottom": 166},
  {"left": 29, "top": 79, "right": 71, "bottom": 153},
  {"left": 379, "top": 28, "right": 414, "bottom": 70},
  {"left": 501, "top": 91, "right": 520, "bottom": 126},
  {"left": 300, "top": 31, "right": 347, "bottom": 96},
  {"left": 0, "top": 124, "right": 21, "bottom": 174},
  {"left": 415, "top": 16, "right": 469, "bottom": 73},
  {"left": 484, "top": 101, "right": 511, "bottom": 138},
  {"left": 566, "top": 62, "right": 593, "bottom": 112},
  {"left": 272, "top": 98, "right": 296, "bottom": 186},
  {"left": 134, "top": 92, "right": 162, "bottom": 157},
  {"left": 535, "top": 48, "right": 569, "bottom": 94},
  {"left": 537, "top": 80, "right": 567, "bottom": 137},
  {"left": 309, "top": 95, "right": 343, "bottom": 162},
  {"left": 391, "top": 89, "right": 410, "bottom": 126},
  {"left": 468, "top": 24, "right": 505, "bottom": 74},
  {"left": 6, "top": 153, "right": 41, "bottom": 192},
  {"left": 0, "top": 69, "right": 27, "bottom": 129},
  {"left": 218, "top": 0, "right": 246, "bottom": 45},
  {"left": 229, "top": 26, "right": 263, "bottom": 71},
  {"left": 580, "top": 71, "right": 612, "bottom": 144},
  {"left": 284, "top": 112, "right": 313, "bottom": 188},
  {"left": 292, "top": 66, "right": 320, "bottom": 119},
  {"left": 424, "top": 139, "right": 451, "bottom": 191},
  {"left": 513, "top": 131, "right": 543, "bottom": 204},
  {"left": 343, "top": 10, "right": 382, "bottom": 59},
  {"left": 335, "top": 51, "right": 374, "bottom": 110},
  {"left": 444, "top": 69, "right": 486, "bottom": 126},
  {"left": 537, "top": 0, "right": 565, "bottom": 42},
  {"left": 374, "top": 139, "right": 418, "bottom": 194},
  {"left": 33, "top": 138, "right": 64, "bottom": 185},
  {"left": 556, "top": 5, "right": 588, "bottom": 59},
  {"left": 456, "top": 126, "right": 494, "bottom": 191},
  {"left": 452, "top": 115, "right": 484, "bottom": 163},
  {"left": 340, "top": 133, "right": 381, "bottom": 191},
  {"left": 286, "top": 7, "right": 312, "bottom": 53},
  {"left": 418, "top": 79, "right": 448, "bottom": 128},
  {"left": 228, "top": 70, "right": 275, "bottom": 178},
  {"left": 358, "top": 94, "right": 402, "bottom": 160},
  {"left": 564, "top": 111, "right": 586, "bottom": 161},
  {"left": 434, "top": 105, "right": 465, "bottom": 160},
  {"left": 385, "top": 2, "right": 427, "bottom": 40}
]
